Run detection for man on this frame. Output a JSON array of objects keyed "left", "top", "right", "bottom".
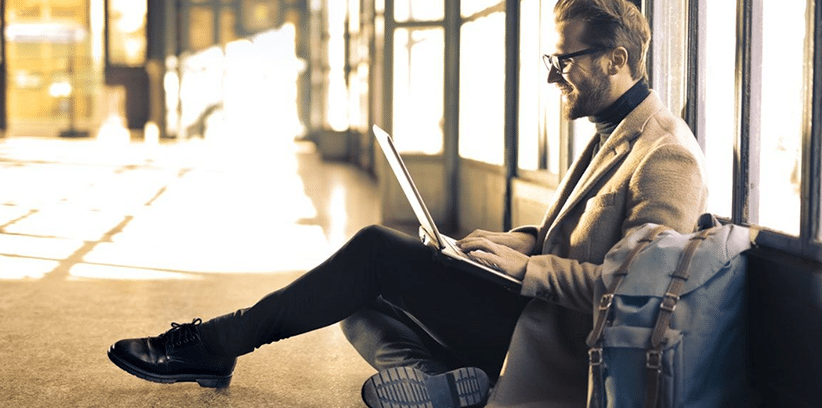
[
  {"left": 473, "top": 0, "right": 707, "bottom": 406},
  {"left": 108, "top": 1, "right": 706, "bottom": 407}
]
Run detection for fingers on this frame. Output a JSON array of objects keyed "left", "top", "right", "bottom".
[
  {"left": 460, "top": 229, "right": 492, "bottom": 241},
  {"left": 465, "top": 247, "right": 501, "bottom": 269},
  {"left": 456, "top": 236, "right": 496, "bottom": 252},
  {"left": 459, "top": 239, "right": 529, "bottom": 279}
]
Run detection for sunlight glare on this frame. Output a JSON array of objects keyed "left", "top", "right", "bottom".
[
  {"left": 0, "top": 255, "right": 59, "bottom": 280},
  {"left": 68, "top": 263, "right": 199, "bottom": 281},
  {"left": 0, "top": 233, "right": 84, "bottom": 260}
]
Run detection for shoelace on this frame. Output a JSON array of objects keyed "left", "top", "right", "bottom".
[{"left": 160, "top": 318, "right": 202, "bottom": 349}]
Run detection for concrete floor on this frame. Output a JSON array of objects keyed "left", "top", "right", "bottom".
[{"left": 0, "top": 135, "right": 381, "bottom": 407}]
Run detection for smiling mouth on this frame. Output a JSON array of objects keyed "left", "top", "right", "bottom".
[{"left": 556, "top": 84, "right": 573, "bottom": 95}]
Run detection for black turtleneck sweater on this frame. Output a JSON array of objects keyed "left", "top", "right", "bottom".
[{"left": 590, "top": 79, "right": 650, "bottom": 154}]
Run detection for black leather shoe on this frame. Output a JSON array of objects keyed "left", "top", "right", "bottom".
[
  {"left": 107, "top": 318, "right": 236, "bottom": 388},
  {"left": 362, "top": 366, "right": 490, "bottom": 408}
]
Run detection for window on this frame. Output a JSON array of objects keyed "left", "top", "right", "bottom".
[
  {"left": 690, "top": 0, "right": 818, "bottom": 257},
  {"left": 540, "top": 0, "right": 563, "bottom": 175},
  {"left": 327, "top": 0, "right": 349, "bottom": 131},
  {"left": 649, "top": 0, "right": 688, "bottom": 117},
  {"left": 459, "top": 9, "right": 506, "bottom": 165},
  {"left": 752, "top": 0, "right": 807, "bottom": 235},
  {"left": 188, "top": 6, "right": 215, "bottom": 52},
  {"left": 701, "top": 1, "right": 736, "bottom": 218},
  {"left": 518, "top": 0, "right": 541, "bottom": 171},
  {"left": 462, "top": 0, "right": 504, "bottom": 17},
  {"left": 392, "top": 28, "right": 444, "bottom": 153},
  {"left": 107, "top": 0, "right": 146, "bottom": 65},
  {"left": 571, "top": 118, "right": 596, "bottom": 162},
  {"left": 394, "top": 0, "right": 443, "bottom": 22}
]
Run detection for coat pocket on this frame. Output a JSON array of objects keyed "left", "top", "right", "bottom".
[{"left": 585, "top": 192, "right": 616, "bottom": 212}]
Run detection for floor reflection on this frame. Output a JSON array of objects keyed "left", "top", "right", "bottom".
[{"left": 0, "top": 136, "right": 354, "bottom": 282}]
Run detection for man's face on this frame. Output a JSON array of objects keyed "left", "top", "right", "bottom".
[{"left": 548, "top": 21, "right": 612, "bottom": 119}]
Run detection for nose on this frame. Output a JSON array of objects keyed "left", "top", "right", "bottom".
[{"left": 546, "top": 65, "right": 563, "bottom": 84}]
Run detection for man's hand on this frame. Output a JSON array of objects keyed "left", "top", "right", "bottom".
[
  {"left": 457, "top": 230, "right": 536, "bottom": 254},
  {"left": 456, "top": 231, "right": 535, "bottom": 280}
]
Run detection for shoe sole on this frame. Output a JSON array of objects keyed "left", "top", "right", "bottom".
[
  {"left": 362, "top": 366, "right": 489, "bottom": 408},
  {"left": 107, "top": 346, "right": 232, "bottom": 388}
]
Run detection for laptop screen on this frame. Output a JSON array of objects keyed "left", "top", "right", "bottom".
[{"left": 372, "top": 125, "right": 445, "bottom": 249}]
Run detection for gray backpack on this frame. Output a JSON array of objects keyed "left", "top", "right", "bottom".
[{"left": 586, "top": 215, "right": 756, "bottom": 408}]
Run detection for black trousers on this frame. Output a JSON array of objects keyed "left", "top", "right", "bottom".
[{"left": 198, "top": 225, "right": 528, "bottom": 380}]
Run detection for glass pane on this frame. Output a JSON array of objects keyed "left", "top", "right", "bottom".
[
  {"left": 650, "top": 0, "right": 687, "bottom": 117},
  {"left": 571, "top": 118, "right": 596, "bottom": 161},
  {"left": 540, "top": 0, "right": 561, "bottom": 174},
  {"left": 189, "top": 6, "right": 215, "bottom": 51},
  {"left": 327, "top": 0, "right": 348, "bottom": 131},
  {"left": 754, "top": 0, "right": 807, "bottom": 235},
  {"left": 394, "top": 0, "right": 443, "bottom": 22},
  {"left": 702, "top": 1, "right": 736, "bottom": 218},
  {"left": 348, "top": 0, "right": 360, "bottom": 32},
  {"left": 108, "top": 0, "right": 146, "bottom": 65},
  {"left": 219, "top": 9, "right": 239, "bottom": 45},
  {"left": 459, "top": 12, "right": 505, "bottom": 165},
  {"left": 545, "top": 93, "right": 562, "bottom": 174},
  {"left": 462, "top": 0, "right": 503, "bottom": 18},
  {"left": 241, "top": 0, "right": 278, "bottom": 32},
  {"left": 393, "top": 28, "right": 444, "bottom": 154},
  {"left": 518, "top": 0, "right": 540, "bottom": 171},
  {"left": 6, "top": 0, "right": 99, "bottom": 136}
]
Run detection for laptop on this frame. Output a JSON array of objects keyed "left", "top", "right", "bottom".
[{"left": 372, "top": 124, "right": 523, "bottom": 292}]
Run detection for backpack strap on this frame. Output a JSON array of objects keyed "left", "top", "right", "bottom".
[
  {"left": 586, "top": 225, "right": 669, "bottom": 408},
  {"left": 643, "top": 227, "right": 716, "bottom": 408},
  {"left": 587, "top": 224, "right": 671, "bottom": 347}
]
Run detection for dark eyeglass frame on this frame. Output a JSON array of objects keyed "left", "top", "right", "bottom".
[{"left": 542, "top": 48, "right": 609, "bottom": 73}]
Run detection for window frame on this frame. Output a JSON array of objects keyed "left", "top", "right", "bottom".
[
  {"left": 695, "top": 0, "right": 822, "bottom": 261},
  {"left": 514, "top": 0, "right": 576, "bottom": 188}
]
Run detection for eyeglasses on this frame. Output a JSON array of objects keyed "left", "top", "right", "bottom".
[{"left": 542, "top": 48, "right": 609, "bottom": 73}]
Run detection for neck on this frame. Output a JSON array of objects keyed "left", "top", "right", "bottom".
[{"left": 591, "top": 79, "right": 649, "bottom": 135}]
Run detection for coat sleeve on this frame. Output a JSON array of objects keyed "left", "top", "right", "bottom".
[{"left": 518, "top": 142, "right": 707, "bottom": 314}]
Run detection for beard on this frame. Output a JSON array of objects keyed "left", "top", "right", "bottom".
[{"left": 560, "top": 66, "right": 611, "bottom": 120}]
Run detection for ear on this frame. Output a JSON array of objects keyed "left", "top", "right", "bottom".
[{"left": 608, "top": 47, "right": 629, "bottom": 75}]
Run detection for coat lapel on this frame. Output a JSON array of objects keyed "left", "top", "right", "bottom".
[
  {"left": 546, "top": 132, "right": 634, "bottom": 234},
  {"left": 535, "top": 136, "right": 596, "bottom": 245}
]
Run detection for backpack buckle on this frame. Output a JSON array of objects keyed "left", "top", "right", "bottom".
[
  {"left": 646, "top": 350, "right": 662, "bottom": 370},
  {"left": 660, "top": 292, "right": 680, "bottom": 312},
  {"left": 589, "top": 348, "right": 603, "bottom": 366},
  {"left": 598, "top": 293, "right": 614, "bottom": 311}
]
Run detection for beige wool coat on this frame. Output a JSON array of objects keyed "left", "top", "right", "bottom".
[{"left": 486, "top": 91, "right": 708, "bottom": 407}]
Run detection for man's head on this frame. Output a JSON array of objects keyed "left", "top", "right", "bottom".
[{"left": 546, "top": 0, "right": 651, "bottom": 119}]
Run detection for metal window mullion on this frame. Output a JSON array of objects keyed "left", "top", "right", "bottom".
[
  {"left": 733, "top": 0, "right": 761, "bottom": 226},
  {"left": 503, "top": 0, "right": 519, "bottom": 231},
  {"left": 444, "top": 0, "right": 460, "bottom": 233},
  {"left": 642, "top": 0, "right": 653, "bottom": 87},
  {"left": 803, "top": 0, "right": 822, "bottom": 247},
  {"left": 382, "top": 0, "right": 393, "bottom": 131},
  {"left": 212, "top": 1, "right": 220, "bottom": 45},
  {"left": 0, "top": 0, "right": 5, "bottom": 130},
  {"left": 684, "top": 0, "right": 701, "bottom": 145}
]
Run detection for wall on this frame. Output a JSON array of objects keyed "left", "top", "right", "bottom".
[
  {"left": 747, "top": 247, "right": 822, "bottom": 408},
  {"left": 457, "top": 161, "right": 507, "bottom": 234},
  {"left": 378, "top": 153, "right": 447, "bottom": 232}
]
